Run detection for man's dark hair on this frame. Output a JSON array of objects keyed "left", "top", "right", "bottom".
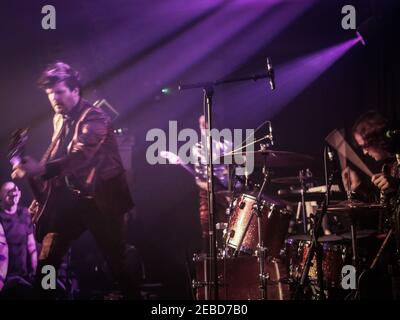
[
  {"left": 37, "top": 62, "right": 81, "bottom": 93},
  {"left": 352, "top": 110, "right": 391, "bottom": 152}
]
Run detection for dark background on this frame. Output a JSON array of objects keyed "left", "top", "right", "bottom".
[{"left": 0, "top": 0, "right": 399, "bottom": 299}]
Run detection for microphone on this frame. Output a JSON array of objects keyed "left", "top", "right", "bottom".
[
  {"left": 326, "top": 145, "right": 335, "bottom": 162},
  {"left": 266, "top": 57, "right": 275, "bottom": 91},
  {"left": 268, "top": 121, "right": 274, "bottom": 146},
  {"left": 386, "top": 129, "right": 400, "bottom": 139}
]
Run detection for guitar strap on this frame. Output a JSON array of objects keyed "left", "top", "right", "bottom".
[{"left": 40, "top": 119, "right": 67, "bottom": 165}]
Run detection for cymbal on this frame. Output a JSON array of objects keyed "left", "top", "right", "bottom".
[
  {"left": 277, "top": 185, "right": 342, "bottom": 202},
  {"left": 326, "top": 200, "right": 385, "bottom": 214},
  {"left": 271, "top": 176, "right": 301, "bottom": 185},
  {"left": 233, "top": 190, "right": 290, "bottom": 207},
  {"left": 271, "top": 176, "right": 323, "bottom": 185},
  {"left": 341, "top": 229, "right": 377, "bottom": 240},
  {"left": 287, "top": 234, "right": 343, "bottom": 242},
  {"left": 220, "top": 150, "right": 314, "bottom": 168}
]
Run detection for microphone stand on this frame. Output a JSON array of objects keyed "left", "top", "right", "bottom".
[
  {"left": 204, "top": 86, "right": 218, "bottom": 300},
  {"left": 179, "top": 60, "right": 274, "bottom": 300}
]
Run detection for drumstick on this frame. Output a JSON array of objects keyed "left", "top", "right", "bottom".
[
  {"left": 337, "top": 128, "right": 347, "bottom": 172},
  {"left": 325, "top": 129, "right": 373, "bottom": 177}
]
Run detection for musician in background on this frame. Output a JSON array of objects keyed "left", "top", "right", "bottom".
[
  {"left": 11, "top": 62, "right": 141, "bottom": 299},
  {"left": 193, "top": 115, "right": 232, "bottom": 252},
  {"left": 0, "top": 181, "right": 37, "bottom": 299},
  {"left": 342, "top": 110, "right": 399, "bottom": 208},
  {"left": 339, "top": 110, "right": 400, "bottom": 298}
]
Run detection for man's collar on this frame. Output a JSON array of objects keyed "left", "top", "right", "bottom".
[{"left": 64, "top": 98, "right": 83, "bottom": 121}]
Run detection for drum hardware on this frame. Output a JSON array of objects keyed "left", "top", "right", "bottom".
[
  {"left": 286, "top": 237, "right": 348, "bottom": 287},
  {"left": 293, "top": 146, "right": 340, "bottom": 300},
  {"left": 324, "top": 200, "right": 385, "bottom": 299},
  {"left": 357, "top": 183, "right": 400, "bottom": 300},
  {"left": 299, "top": 169, "right": 314, "bottom": 234},
  {"left": 192, "top": 254, "right": 290, "bottom": 300},
  {"left": 252, "top": 150, "right": 273, "bottom": 300},
  {"left": 223, "top": 146, "right": 275, "bottom": 299},
  {"left": 326, "top": 201, "right": 385, "bottom": 267},
  {"left": 220, "top": 150, "right": 314, "bottom": 169},
  {"left": 192, "top": 252, "right": 224, "bottom": 300},
  {"left": 277, "top": 185, "right": 342, "bottom": 202},
  {"left": 215, "top": 222, "right": 228, "bottom": 230}
]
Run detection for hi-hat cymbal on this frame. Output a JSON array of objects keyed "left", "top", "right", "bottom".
[
  {"left": 220, "top": 150, "right": 314, "bottom": 168},
  {"left": 287, "top": 234, "right": 343, "bottom": 242},
  {"left": 271, "top": 176, "right": 322, "bottom": 185},
  {"left": 277, "top": 185, "right": 342, "bottom": 202},
  {"left": 341, "top": 229, "right": 377, "bottom": 240},
  {"left": 326, "top": 200, "right": 385, "bottom": 214}
]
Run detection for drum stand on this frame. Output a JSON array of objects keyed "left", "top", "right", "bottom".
[
  {"left": 255, "top": 163, "right": 271, "bottom": 300},
  {"left": 298, "top": 169, "right": 313, "bottom": 234},
  {"left": 227, "top": 147, "right": 271, "bottom": 299},
  {"left": 293, "top": 149, "right": 337, "bottom": 300},
  {"left": 292, "top": 207, "right": 326, "bottom": 300}
]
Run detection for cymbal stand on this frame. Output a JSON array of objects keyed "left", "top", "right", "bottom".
[
  {"left": 255, "top": 151, "right": 271, "bottom": 300},
  {"left": 293, "top": 148, "right": 335, "bottom": 300},
  {"left": 299, "top": 169, "right": 313, "bottom": 234}
]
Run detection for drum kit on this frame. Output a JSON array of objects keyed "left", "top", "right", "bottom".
[{"left": 192, "top": 145, "right": 387, "bottom": 300}]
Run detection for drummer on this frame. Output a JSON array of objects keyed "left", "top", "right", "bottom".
[
  {"left": 340, "top": 110, "right": 400, "bottom": 299},
  {"left": 342, "top": 110, "right": 399, "bottom": 216},
  {"left": 322, "top": 111, "right": 399, "bottom": 236}
]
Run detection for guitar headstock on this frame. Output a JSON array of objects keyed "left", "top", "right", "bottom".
[{"left": 8, "top": 128, "right": 29, "bottom": 166}]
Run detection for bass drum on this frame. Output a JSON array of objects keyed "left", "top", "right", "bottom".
[{"left": 192, "top": 254, "right": 291, "bottom": 300}]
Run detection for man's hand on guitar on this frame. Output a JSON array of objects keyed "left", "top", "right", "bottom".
[
  {"left": 11, "top": 156, "right": 45, "bottom": 179},
  {"left": 28, "top": 200, "right": 40, "bottom": 216}
]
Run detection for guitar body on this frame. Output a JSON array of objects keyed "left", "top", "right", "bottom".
[
  {"left": 28, "top": 175, "right": 51, "bottom": 224},
  {"left": 29, "top": 176, "right": 80, "bottom": 241}
]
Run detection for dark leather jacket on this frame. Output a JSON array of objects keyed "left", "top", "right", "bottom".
[{"left": 43, "top": 99, "right": 134, "bottom": 217}]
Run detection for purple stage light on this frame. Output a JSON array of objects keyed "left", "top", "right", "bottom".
[
  {"left": 356, "top": 31, "right": 366, "bottom": 46},
  {"left": 116, "top": 0, "right": 316, "bottom": 134},
  {"left": 211, "top": 37, "right": 362, "bottom": 128},
  {"left": 268, "top": 37, "right": 362, "bottom": 113},
  {"left": 355, "top": 16, "right": 378, "bottom": 47}
]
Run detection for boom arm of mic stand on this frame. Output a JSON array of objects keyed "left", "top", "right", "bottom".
[{"left": 179, "top": 73, "right": 269, "bottom": 91}]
